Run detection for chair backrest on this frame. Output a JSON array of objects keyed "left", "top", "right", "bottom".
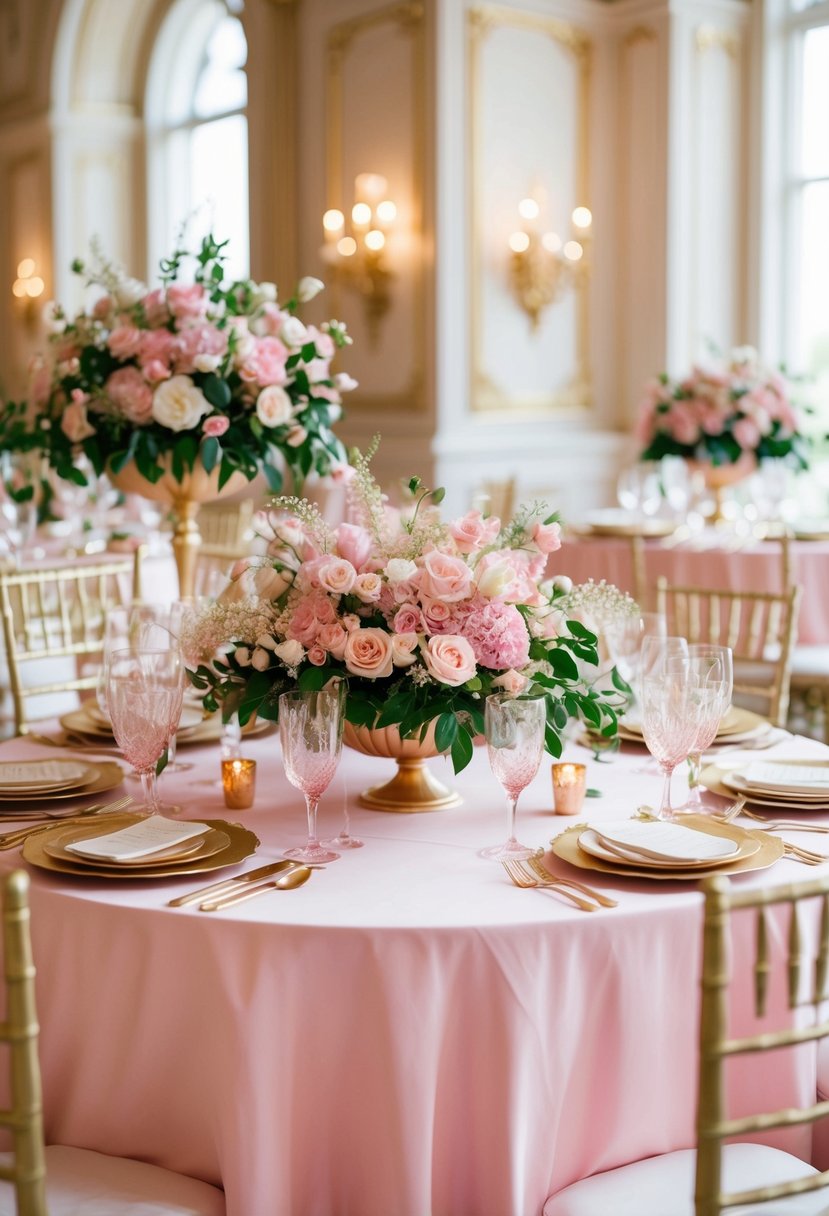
[
  {"left": 656, "top": 578, "right": 801, "bottom": 726},
  {"left": 0, "top": 552, "right": 143, "bottom": 735},
  {"left": 193, "top": 543, "right": 244, "bottom": 601},
  {"left": 0, "top": 871, "right": 47, "bottom": 1216},
  {"left": 696, "top": 871, "right": 829, "bottom": 1215},
  {"left": 197, "top": 500, "right": 255, "bottom": 549}
]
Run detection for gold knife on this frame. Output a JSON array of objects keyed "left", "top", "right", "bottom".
[
  {"left": 167, "top": 859, "right": 298, "bottom": 908},
  {"left": 199, "top": 865, "right": 312, "bottom": 911}
]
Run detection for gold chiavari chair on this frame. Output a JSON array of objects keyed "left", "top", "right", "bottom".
[
  {"left": 197, "top": 498, "right": 255, "bottom": 549},
  {"left": 545, "top": 871, "right": 829, "bottom": 1216},
  {"left": 0, "top": 870, "right": 226, "bottom": 1215},
  {"left": 0, "top": 552, "right": 143, "bottom": 736},
  {"left": 193, "top": 543, "right": 246, "bottom": 601},
  {"left": 656, "top": 578, "right": 802, "bottom": 728}
]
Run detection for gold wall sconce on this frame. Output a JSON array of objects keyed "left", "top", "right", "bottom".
[
  {"left": 322, "top": 173, "right": 397, "bottom": 345},
  {"left": 508, "top": 199, "right": 592, "bottom": 330},
  {"left": 12, "top": 258, "right": 45, "bottom": 331}
]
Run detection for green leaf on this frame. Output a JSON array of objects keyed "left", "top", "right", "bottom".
[
  {"left": 565, "top": 619, "right": 597, "bottom": 642},
  {"left": 297, "top": 666, "right": 341, "bottom": 691},
  {"left": 546, "top": 649, "right": 580, "bottom": 681},
  {"left": 544, "top": 724, "right": 563, "bottom": 758},
  {"left": 434, "top": 712, "right": 459, "bottom": 754},
  {"left": 202, "top": 374, "right": 232, "bottom": 410},
  {"left": 580, "top": 698, "right": 602, "bottom": 728},
  {"left": 201, "top": 436, "right": 219, "bottom": 473},
  {"left": 450, "top": 727, "right": 474, "bottom": 773}
]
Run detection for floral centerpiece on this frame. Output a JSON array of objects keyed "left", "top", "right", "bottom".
[
  {"left": 636, "top": 346, "right": 809, "bottom": 472},
  {"left": 183, "top": 444, "right": 629, "bottom": 778},
  {"left": 0, "top": 233, "right": 353, "bottom": 495}
]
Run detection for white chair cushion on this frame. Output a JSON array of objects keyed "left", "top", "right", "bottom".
[
  {"left": 0, "top": 1145, "right": 225, "bottom": 1215},
  {"left": 791, "top": 647, "right": 829, "bottom": 680},
  {"left": 543, "top": 1143, "right": 827, "bottom": 1216}
]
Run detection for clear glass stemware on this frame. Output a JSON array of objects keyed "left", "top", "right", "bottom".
[
  {"left": 640, "top": 651, "right": 706, "bottom": 820},
  {"left": 279, "top": 689, "right": 344, "bottom": 865},
  {"left": 479, "top": 694, "right": 546, "bottom": 861},
  {"left": 683, "top": 644, "right": 734, "bottom": 809},
  {"left": 106, "top": 647, "right": 185, "bottom": 816}
]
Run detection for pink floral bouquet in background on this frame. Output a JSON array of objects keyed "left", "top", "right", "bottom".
[
  {"left": 185, "top": 444, "right": 625, "bottom": 773},
  {"left": 0, "top": 234, "right": 354, "bottom": 495},
  {"left": 636, "top": 346, "right": 809, "bottom": 471}
]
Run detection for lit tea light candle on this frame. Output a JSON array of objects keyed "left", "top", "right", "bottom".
[
  {"left": 222, "top": 758, "right": 257, "bottom": 810},
  {"left": 552, "top": 763, "right": 586, "bottom": 816}
]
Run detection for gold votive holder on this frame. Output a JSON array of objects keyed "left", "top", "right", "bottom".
[
  {"left": 552, "top": 763, "right": 586, "bottom": 815},
  {"left": 222, "top": 758, "right": 257, "bottom": 810}
]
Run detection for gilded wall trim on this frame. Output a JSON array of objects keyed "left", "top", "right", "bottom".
[
  {"left": 695, "top": 25, "right": 740, "bottom": 58},
  {"left": 468, "top": 4, "right": 593, "bottom": 415},
  {"left": 325, "top": 1, "right": 425, "bottom": 412}
]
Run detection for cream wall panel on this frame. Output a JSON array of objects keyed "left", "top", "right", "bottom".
[{"left": 469, "top": 5, "right": 592, "bottom": 415}]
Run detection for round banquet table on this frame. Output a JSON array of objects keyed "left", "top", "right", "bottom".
[
  {"left": 0, "top": 725, "right": 827, "bottom": 1216},
  {"left": 558, "top": 531, "right": 829, "bottom": 644}
]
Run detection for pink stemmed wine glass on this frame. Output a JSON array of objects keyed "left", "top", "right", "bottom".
[
  {"left": 321, "top": 780, "right": 364, "bottom": 850},
  {"left": 480, "top": 693, "right": 546, "bottom": 861},
  {"left": 279, "top": 689, "right": 344, "bottom": 865},
  {"left": 106, "top": 647, "right": 185, "bottom": 816}
]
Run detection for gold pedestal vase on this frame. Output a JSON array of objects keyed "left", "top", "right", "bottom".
[{"left": 342, "top": 722, "right": 462, "bottom": 812}]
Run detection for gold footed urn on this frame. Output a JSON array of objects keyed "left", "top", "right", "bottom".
[
  {"left": 342, "top": 722, "right": 462, "bottom": 812},
  {"left": 107, "top": 458, "right": 249, "bottom": 598},
  {"left": 692, "top": 453, "right": 757, "bottom": 524}
]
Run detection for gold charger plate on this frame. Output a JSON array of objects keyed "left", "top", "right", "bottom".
[
  {"left": 701, "top": 762, "right": 829, "bottom": 811},
  {"left": 43, "top": 818, "right": 231, "bottom": 869},
  {"left": 619, "top": 706, "right": 764, "bottom": 741},
  {"left": 23, "top": 815, "right": 259, "bottom": 880},
  {"left": 577, "top": 825, "right": 760, "bottom": 870},
  {"left": 60, "top": 709, "right": 271, "bottom": 748},
  {"left": 569, "top": 517, "right": 676, "bottom": 540},
  {"left": 550, "top": 814, "right": 784, "bottom": 881},
  {"left": 721, "top": 759, "right": 829, "bottom": 802},
  {"left": 0, "top": 759, "right": 99, "bottom": 796},
  {"left": 0, "top": 761, "right": 125, "bottom": 806}
]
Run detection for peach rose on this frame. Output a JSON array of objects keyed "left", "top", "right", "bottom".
[
  {"left": 318, "top": 558, "right": 356, "bottom": 596},
  {"left": 256, "top": 385, "right": 293, "bottom": 428},
  {"left": 424, "top": 635, "right": 476, "bottom": 686},
  {"left": 419, "top": 551, "right": 473, "bottom": 603},
  {"left": 307, "top": 644, "right": 327, "bottom": 666},
  {"left": 448, "top": 510, "right": 501, "bottom": 554},
  {"left": 492, "top": 669, "right": 530, "bottom": 696},
  {"left": 316, "top": 622, "right": 348, "bottom": 660},
  {"left": 391, "top": 633, "right": 419, "bottom": 667},
  {"left": 343, "top": 628, "right": 394, "bottom": 679},
  {"left": 353, "top": 572, "right": 383, "bottom": 603}
]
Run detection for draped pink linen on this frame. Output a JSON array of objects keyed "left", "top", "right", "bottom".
[
  {"left": 0, "top": 728, "right": 825, "bottom": 1216},
  {"left": 558, "top": 534, "right": 829, "bottom": 643}
]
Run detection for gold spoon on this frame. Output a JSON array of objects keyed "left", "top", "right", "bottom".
[{"left": 199, "top": 865, "right": 312, "bottom": 911}]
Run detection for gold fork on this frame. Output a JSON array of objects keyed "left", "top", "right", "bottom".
[
  {"left": 782, "top": 841, "right": 829, "bottom": 866},
  {"left": 0, "top": 796, "right": 134, "bottom": 850},
  {"left": 527, "top": 853, "right": 618, "bottom": 908},
  {"left": 739, "top": 808, "right": 829, "bottom": 834},
  {"left": 501, "top": 860, "right": 600, "bottom": 911}
]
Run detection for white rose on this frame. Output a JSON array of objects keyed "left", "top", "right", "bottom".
[
  {"left": 256, "top": 385, "right": 293, "bottom": 428},
  {"left": 274, "top": 639, "right": 305, "bottom": 667},
  {"left": 552, "top": 575, "right": 573, "bottom": 594},
  {"left": 251, "top": 647, "right": 271, "bottom": 672},
  {"left": 151, "top": 375, "right": 210, "bottom": 432},
  {"left": 385, "top": 558, "right": 418, "bottom": 584},
  {"left": 334, "top": 373, "right": 358, "bottom": 392},
  {"left": 475, "top": 559, "right": 513, "bottom": 599},
  {"left": 253, "top": 281, "right": 277, "bottom": 304},
  {"left": 297, "top": 276, "right": 324, "bottom": 303},
  {"left": 115, "top": 276, "right": 147, "bottom": 307},
  {"left": 280, "top": 316, "right": 307, "bottom": 347},
  {"left": 194, "top": 353, "right": 222, "bottom": 373}
]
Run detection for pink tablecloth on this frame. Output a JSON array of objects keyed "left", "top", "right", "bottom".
[
  {"left": 559, "top": 533, "right": 829, "bottom": 644},
  {"left": 0, "top": 727, "right": 826, "bottom": 1216}
]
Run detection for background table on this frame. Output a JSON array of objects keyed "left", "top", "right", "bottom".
[
  {"left": 559, "top": 532, "right": 829, "bottom": 643},
  {"left": 0, "top": 726, "right": 826, "bottom": 1216}
]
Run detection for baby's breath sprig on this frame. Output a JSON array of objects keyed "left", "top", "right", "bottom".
[
  {"left": 266, "top": 496, "right": 333, "bottom": 553},
  {"left": 346, "top": 438, "right": 390, "bottom": 547},
  {"left": 560, "top": 579, "right": 639, "bottom": 625},
  {"left": 494, "top": 501, "right": 559, "bottom": 550}
]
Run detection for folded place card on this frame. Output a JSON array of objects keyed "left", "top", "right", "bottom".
[
  {"left": 741, "top": 762, "right": 829, "bottom": 793},
  {"left": 0, "top": 760, "right": 89, "bottom": 788},
  {"left": 592, "top": 820, "right": 739, "bottom": 862},
  {"left": 66, "top": 816, "right": 210, "bottom": 862}
]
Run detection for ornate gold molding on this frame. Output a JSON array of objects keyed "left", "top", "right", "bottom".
[
  {"left": 696, "top": 25, "right": 740, "bottom": 58},
  {"left": 623, "top": 25, "right": 657, "bottom": 49},
  {"left": 325, "top": 1, "right": 425, "bottom": 412},
  {"left": 468, "top": 4, "right": 593, "bottom": 415}
]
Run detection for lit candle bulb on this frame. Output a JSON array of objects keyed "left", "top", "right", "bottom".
[{"left": 222, "top": 758, "right": 257, "bottom": 810}]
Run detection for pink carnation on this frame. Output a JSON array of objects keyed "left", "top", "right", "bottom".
[
  {"left": 463, "top": 602, "right": 530, "bottom": 670},
  {"left": 239, "top": 336, "right": 288, "bottom": 387},
  {"left": 174, "top": 323, "right": 228, "bottom": 375},
  {"left": 166, "top": 283, "right": 208, "bottom": 320},
  {"left": 203, "top": 415, "right": 230, "bottom": 438},
  {"left": 107, "top": 325, "right": 143, "bottom": 360},
  {"left": 104, "top": 366, "right": 153, "bottom": 424},
  {"left": 138, "top": 328, "right": 176, "bottom": 371}
]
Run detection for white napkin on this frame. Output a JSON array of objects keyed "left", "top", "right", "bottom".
[
  {"left": 592, "top": 820, "right": 739, "bottom": 862},
  {"left": 0, "top": 760, "right": 88, "bottom": 788},
  {"left": 741, "top": 762, "right": 829, "bottom": 793},
  {"left": 66, "top": 816, "right": 210, "bottom": 862}
]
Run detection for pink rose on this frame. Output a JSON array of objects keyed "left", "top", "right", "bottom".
[
  {"left": 316, "top": 622, "right": 348, "bottom": 660},
  {"left": 240, "top": 336, "right": 288, "bottom": 387},
  {"left": 393, "top": 605, "right": 425, "bottom": 634},
  {"left": 307, "top": 325, "right": 335, "bottom": 359},
  {"left": 173, "top": 323, "right": 228, "bottom": 375},
  {"left": 531, "top": 521, "right": 562, "bottom": 555},
  {"left": 391, "top": 633, "right": 419, "bottom": 667},
  {"left": 166, "top": 283, "right": 207, "bottom": 320},
  {"left": 732, "top": 417, "right": 761, "bottom": 451},
  {"left": 423, "top": 636, "right": 476, "bottom": 686},
  {"left": 335, "top": 523, "right": 373, "bottom": 572},
  {"left": 307, "top": 644, "right": 327, "bottom": 666},
  {"left": 343, "top": 628, "right": 394, "bottom": 679},
  {"left": 318, "top": 558, "right": 357, "bottom": 596},
  {"left": 104, "top": 366, "right": 153, "bottom": 424},
  {"left": 203, "top": 415, "right": 230, "bottom": 438},
  {"left": 353, "top": 573, "right": 383, "bottom": 603},
  {"left": 419, "top": 551, "right": 473, "bottom": 603},
  {"left": 492, "top": 669, "right": 530, "bottom": 696},
  {"left": 448, "top": 510, "right": 501, "bottom": 554},
  {"left": 421, "top": 598, "right": 455, "bottom": 634},
  {"left": 143, "top": 359, "right": 171, "bottom": 383},
  {"left": 142, "top": 289, "right": 169, "bottom": 326},
  {"left": 60, "top": 399, "right": 96, "bottom": 443},
  {"left": 138, "top": 328, "right": 175, "bottom": 370},
  {"left": 342, "top": 613, "right": 361, "bottom": 632},
  {"left": 286, "top": 424, "right": 307, "bottom": 448},
  {"left": 107, "top": 325, "right": 143, "bottom": 360}
]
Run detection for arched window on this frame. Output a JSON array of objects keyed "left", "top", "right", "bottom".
[{"left": 146, "top": 0, "right": 249, "bottom": 280}]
